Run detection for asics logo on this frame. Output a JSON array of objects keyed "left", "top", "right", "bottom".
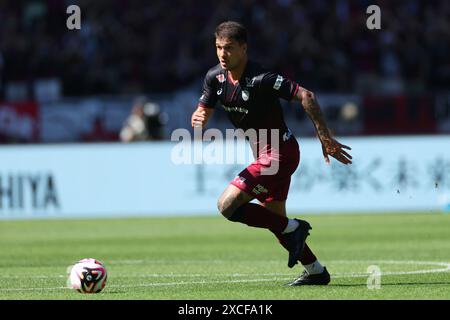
[{"left": 283, "top": 129, "right": 292, "bottom": 142}]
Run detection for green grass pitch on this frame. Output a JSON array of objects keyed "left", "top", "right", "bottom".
[{"left": 0, "top": 212, "right": 449, "bottom": 300}]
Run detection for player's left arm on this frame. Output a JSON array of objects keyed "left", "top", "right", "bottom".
[{"left": 293, "top": 87, "right": 352, "bottom": 165}]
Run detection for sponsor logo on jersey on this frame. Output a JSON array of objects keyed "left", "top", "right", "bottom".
[
  {"left": 221, "top": 105, "right": 248, "bottom": 114},
  {"left": 217, "top": 88, "right": 223, "bottom": 95},
  {"left": 216, "top": 74, "right": 226, "bottom": 83},
  {"left": 241, "top": 90, "right": 250, "bottom": 101},
  {"left": 273, "top": 75, "right": 284, "bottom": 90}
]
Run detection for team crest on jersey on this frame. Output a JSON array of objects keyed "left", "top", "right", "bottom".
[
  {"left": 217, "top": 88, "right": 223, "bottom": 95},
  {"left": 242, "top": 90, "right": 250, "bottom": 101},
  {"left": 216, "top": 74, "right": 226, "bottom": 83}
]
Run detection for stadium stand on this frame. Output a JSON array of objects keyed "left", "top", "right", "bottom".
[{"left": 0, "top": 0, "right": 449, "bottom": 143}]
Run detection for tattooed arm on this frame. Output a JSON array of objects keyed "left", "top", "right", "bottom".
[{"left": 293, "top": 87, "right": 352, "bottom": 165}]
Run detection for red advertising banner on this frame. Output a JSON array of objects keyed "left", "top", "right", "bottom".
[
  {"left": 363, "top": 95, "right": 436, "bottom": 135},
  {"left": 0, "top": 102, "right": 39, "bottom": 143}
]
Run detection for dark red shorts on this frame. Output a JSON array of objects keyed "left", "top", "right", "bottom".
[{"left": 230, "top": 136, "right": 300, "bottom": 202}]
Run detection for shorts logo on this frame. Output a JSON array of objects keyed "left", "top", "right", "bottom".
[
  {"left": 217, "top": 88, "right": 223, "bottom": 95},
  {"left": 273, "top": 75, "right": 284, "bottom": 90},
  {"left": 241, "top": 90, "right": 250, "bottom": 101},
  {"left": 216, "top": 74, "right": 226, "bottom": 83},
  {"left": 200, "top": 94, "right": 205, "bottom": 101},
  {"left": 252, "top": 184, "right": 268, "bottom": 195},
  {"left": 234, "top": 176, "right": 246, "bottom": 185}
]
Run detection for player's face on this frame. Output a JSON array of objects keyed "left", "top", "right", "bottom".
[{"left": 215, "top": 37, "right": 247, "bottom": 71}]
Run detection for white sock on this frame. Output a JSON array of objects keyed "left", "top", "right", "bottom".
[
  {"left": 282, "top": 219, "right": 299, "bottom": 234},
  {"left": 303, "top": 260, "right": 324, "bottom": 275}
]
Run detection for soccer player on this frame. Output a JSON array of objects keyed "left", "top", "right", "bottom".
[{"left": 191, "top": 21, "right": 352, "bottom": 286}]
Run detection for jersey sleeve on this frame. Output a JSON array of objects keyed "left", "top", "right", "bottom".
[
  {"left": 198, "top": 71, "right": 218, "bottom": 108},
  {"left": 260, "top": 72, "right": 300, "bottom": 101}
]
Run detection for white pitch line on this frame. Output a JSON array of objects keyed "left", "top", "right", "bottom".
[
  {"left": 0, "top": 275, "right": 67, "bottom": 279},
  {"left": 0, "top": 260, "right": 448, "bottom": 292},
  {"left": 329, "top": 260, "right": 450, "bottom": 266},
  {"left": 109, "top": 277, "right": 292, "bottom": 288},
  {"left": 0, "top": 286, "right": 69, "bottom": 292},
  {"left": 2, "top": 260, "right": 449, "bottom": 279},
  {"left": 107, "top": 259, "right": 233, "bottom": 265}
]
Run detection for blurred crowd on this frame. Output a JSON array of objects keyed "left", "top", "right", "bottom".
[{"left": 0, "top": 0, "right": 449, "bottom": 99}]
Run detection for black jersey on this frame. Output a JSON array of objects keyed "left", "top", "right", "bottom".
[{"left": 198, "top": 61, "right": 299, "bottom": 135}]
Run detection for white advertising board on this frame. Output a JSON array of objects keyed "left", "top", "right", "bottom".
[{"left": 0, "top": 135, "right": 449, "bottom": 219}]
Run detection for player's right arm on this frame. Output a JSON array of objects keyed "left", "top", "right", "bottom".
[
  {"left": 191, "top": 104, "right": 214, "bottom": 128},
  {"left": 191, "top": 67, "right": 220, "bottom": 128}
]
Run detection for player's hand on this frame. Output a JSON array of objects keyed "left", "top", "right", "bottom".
[
  {"left": 320, "top": 137, "right": 352, "bottom": 165},
  {"left": 191, "top": 108, "right": 207, "bottom": 128}
]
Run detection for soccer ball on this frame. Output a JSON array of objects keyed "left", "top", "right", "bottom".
[{"left": 67, "top": 258, "right": 108, "bottom": 294}]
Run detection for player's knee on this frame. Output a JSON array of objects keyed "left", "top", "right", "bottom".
[
  {"left": 217, "top": 197, "right": 234, "bottom": 219},
  {"left": 217, "top": 196, "right": 246, "bottom": 222}
]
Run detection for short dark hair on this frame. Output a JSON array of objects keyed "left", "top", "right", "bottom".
[{"left": 215, "top": 21, "right": 247, "bottom": 44}]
